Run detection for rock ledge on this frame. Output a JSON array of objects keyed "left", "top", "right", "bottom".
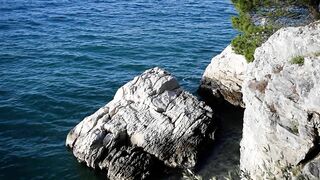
[{"left": 199, "top": 45, "right": 247, "bottom": 107}]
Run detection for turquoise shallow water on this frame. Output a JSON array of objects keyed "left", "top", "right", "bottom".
[{"left": 0, "top": 0, "right": 237, "bottom": 179}]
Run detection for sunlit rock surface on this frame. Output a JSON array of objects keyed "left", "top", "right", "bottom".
[
  {"left": 199, "top": 45, "right": 247, "bottom": 107},
  {"left": 66, "top": 67, "right": 215, "bottom": 179},
  {"left": 241, "top": 21, "right": 320, "bottom": 179}
]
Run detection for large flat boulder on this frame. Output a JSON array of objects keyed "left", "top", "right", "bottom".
[
  {"left": 66, "top": 67, "right": 215, "bottom": 179},
  {"left": 240, "top": 21, "right": 320, "bottom": 179},
  {"left": 199, "top": 45, "right": 247, "bottom": 107}
]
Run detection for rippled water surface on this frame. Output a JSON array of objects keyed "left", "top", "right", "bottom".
[{"left": 0, "top": 0, "right": 237, "bottom": 179}]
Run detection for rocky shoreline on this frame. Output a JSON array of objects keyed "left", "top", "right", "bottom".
[
  {"left": 66, "top": 16, "right": 320, "bottom": 180},
  {"left": 200, "top": 21, "right": 320, "bottom": 179}
]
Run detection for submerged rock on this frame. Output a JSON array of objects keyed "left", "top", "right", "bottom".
[
  {"left": 240, "top": 21, "right": 320, "bottom": 179},
  {"left": 66, "top": 67, "right": 215, "bottom": 179},
  {"left": 199, "top": 45, "right": 247, "bottom": 107}
]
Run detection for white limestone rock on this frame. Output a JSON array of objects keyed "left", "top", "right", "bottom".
[
  {"left": 240, "top": 21, "right": 320, "bottom": 179},
  {"left": 66, "top": 67, "right": 215, "bottom": 180},
  {"left": 199, "top": 45, "right": 247, "bottom": 107}
]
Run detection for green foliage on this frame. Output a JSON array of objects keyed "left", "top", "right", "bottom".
[
  {"left": 291, "top": 122, "right": 299, "bottom": 134},
  {"left": 231, "top": 13, "right": 266, "bottom": 33},
  {"left": 230, "top": 0, "right": 276, "bottom": 62},
  {"left": 230, "top": 0, "right": 319, "bottom": 62},
  {"left": 231, "top": 0, "right": 256, "bottom": 12},
  {"left": 231, "top": 9, "right": 275, "bottom": 63},
  {"left": 314, "top": 51, "right": 320, "bottom": 56},
  {"left": 231, "top": 34, "right": 262, "bottom": 62},
  {"left": 291, "top": 56, "right": 305, "bottom": 65},
  {"left": 231, "top": 0, "right": 275, "bottom": 12},
  {"left": 231, "top": 0, "right": 292, "bottom": 13}
]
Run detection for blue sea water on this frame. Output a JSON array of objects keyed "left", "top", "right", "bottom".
[{"left": 0, "top": 0, "right": 237, "bottom": 179}]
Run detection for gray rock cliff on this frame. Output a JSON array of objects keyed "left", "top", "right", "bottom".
[
  {"left": 240, "top": 21, "right": 320, "bottom": 179},
  {"left": 66, "top": 67, "right": 215, "bottom": 179}
]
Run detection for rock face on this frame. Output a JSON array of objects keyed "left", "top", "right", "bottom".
[
  {"left": 240, "top": 21, "right": 320, "bottom": 179},
  {"left": 66, "top": 67, "right": 215, "bottom": 179},
  {"left": 199, "top": 45, "right": 247, "bottom": 107}
]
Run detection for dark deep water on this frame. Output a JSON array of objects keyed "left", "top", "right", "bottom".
[{"left": 0, "top": 0, "right": 239, "bottom": 179}]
